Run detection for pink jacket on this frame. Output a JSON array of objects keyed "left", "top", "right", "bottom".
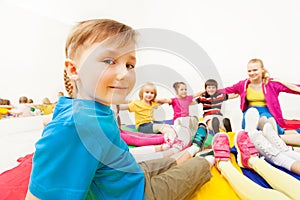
[{"left": 220, "top": 78, "right": 300, "bottom": 126}]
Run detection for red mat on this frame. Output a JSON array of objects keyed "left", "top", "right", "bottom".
[
  {"left": 0, "top": 153, "right": 33, "bottom": 200},
  {"left": 283, "top": 119, "right": 300, "bottom": 130}
]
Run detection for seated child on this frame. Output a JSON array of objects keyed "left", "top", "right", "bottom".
[
  {"left": 26, "top": 19, "right": 212, "bottom": 200},
  {"left": 195, "top": 79, "right": 237, "bottom": 134}
]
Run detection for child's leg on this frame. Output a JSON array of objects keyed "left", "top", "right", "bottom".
[
  {"left": 153, "top": 123, "right": 177, "bottom": 142},
  {"left": 120, "top": 129, "right": 165, "bottom": 146},
  {"left": 130, "top": 148, "right": 164, "bottom": 163},
  {"left": 141, "top": 156, "right": 211, "bottom": 200},
  {"left": 153, "top": 123, "right": 193, "bottom": 151},
  {"left": 213, "top": 132, "right": 287, "bottom": 199},
  {"left": 281, "top": 134, "right": 300, "bottom": 146},
  {"left": 232, "top": 129, "right": 292, "bottom": 199},
  {"left": 261, "top": 123, "right": 300, "bottom": 161},
  {"left": 252, "top": 159, "right": 300, "bottom": 200},
  {"left": 219, "top": 161, "right": 290, "bottom": 200},
  {"left": 174, "top": 116, "right": 198, "bottom": 136}
]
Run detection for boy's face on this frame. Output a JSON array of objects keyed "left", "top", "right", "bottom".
[
  {"left": 71, "top": 41, "right": 136, "bottom": 105},
  {"left": 177, "top": 84, "right": 187, "bottom": 98},
  {"left": 206, "top": 85, "right": 217, "bottom": 96}
]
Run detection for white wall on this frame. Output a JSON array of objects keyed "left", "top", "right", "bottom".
[{"left": 1, "top": 0, "right": 299, "bottom": 119}]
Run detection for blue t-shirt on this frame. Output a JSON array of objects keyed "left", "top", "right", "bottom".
[{"left": 29, "top": 97, "right": 145, "bottom": 199}]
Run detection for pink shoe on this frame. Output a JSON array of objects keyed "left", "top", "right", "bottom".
[
  {"left": 234, "top": 130, "right": 259, "bottom": 168},
  {"left": 212, "top": 133, "right": 230, "bottom": 162}
]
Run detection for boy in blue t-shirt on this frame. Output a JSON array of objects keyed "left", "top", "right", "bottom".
[{"left": 26, "top": 19, "right": 212, "bottom": 200}]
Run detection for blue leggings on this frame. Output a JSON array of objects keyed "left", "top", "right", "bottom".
[{"left": 242, "top": 106, "right": 285, "bottom": 135}]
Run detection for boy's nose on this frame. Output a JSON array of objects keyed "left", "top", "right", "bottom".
[{"left": 116, "top": 64, "right": 129, "bottom": 80}]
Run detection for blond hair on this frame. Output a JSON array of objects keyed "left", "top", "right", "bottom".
[
  {"left": 248, "top": 58, "right": 270, "bottom": 85},
  {"left": 64, "top": 19, "right": 136, "bottom": 97},
  {"left": 138, "top": 82, "right": 157, "bottom": 103},
  {"left": 43, "top": 97, "right": 51, "bottom": 105}
]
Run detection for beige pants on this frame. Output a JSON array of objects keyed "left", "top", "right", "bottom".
[{"left": 140, "top": 156, "right": 212, "bottom": 200}]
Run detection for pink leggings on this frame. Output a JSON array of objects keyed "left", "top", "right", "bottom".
[{"left": 120, "top": 129, "right": 165, "bottom": 146}]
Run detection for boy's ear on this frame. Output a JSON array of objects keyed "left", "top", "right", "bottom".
[{"left": 65, "top": 58, "right": 78, "bottom": 74}]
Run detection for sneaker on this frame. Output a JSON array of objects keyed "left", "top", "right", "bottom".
[
  {"left": 211, "top": 117, "right": 220, "bottom": 135},
  {"left": 189, "top": 116, "right": 199, "bottom": 135},
  {"left": 212, "top": 133, "right": 230, "bottom": 161},
  {"left": 267, "top": 117, "right": 278, "bottom": 134},
  {"left": 234, "top": 130, "right": 259, "bottom": 168},
  {"left": 258, "top": 117, "right": 278, "bottom": 134},
  {"left": 262, "top": 123, "right": 291, "bottom": 152},
  {"left": 192, "top": 123, "right": 208, "bottom": 150},
  {"left": 247, "top": 129, "right": 280, "bottom": 162},
  {"left": 223, "top": 117, "right": 232, "bottom": 132},
  {"left": 244, "top": 108, "right": 259, "bottom": 133}
]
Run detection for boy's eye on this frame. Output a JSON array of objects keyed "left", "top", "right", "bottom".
[
  {"left": 103, "top": 59, "right": 115, "bottom": 65},
  {"left": 126, "top": 63, "right": 135, "bottom": 69}
]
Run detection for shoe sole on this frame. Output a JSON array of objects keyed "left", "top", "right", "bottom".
[
  {"left": 199, "top": 125, "right": 208, "bottom": 151},
  {"left": 223, "top": 118, "right": 232, "bottom": 132},
  {"left": 234, "top": 130, "right": 246, "bottom": 168},
  {"left": 211, "top": 117, "right": 220, "bottom": 135},
  {"left": 244, "top": 108, "right": 260, "bottom": 132},
  {"left": 196, "top": 149, "right": 214, "bottom": 157}
]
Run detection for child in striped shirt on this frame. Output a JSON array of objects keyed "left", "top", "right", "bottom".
[{"left": 195, "top": 79, "right": 237, "bottom": 134}]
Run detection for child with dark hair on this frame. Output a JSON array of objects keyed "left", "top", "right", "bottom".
[{"left": 195, "top": 79, "right": 237, "bottom": 134}]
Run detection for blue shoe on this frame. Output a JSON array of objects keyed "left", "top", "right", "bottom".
[{"left": 192, "top": 123, "right": 208, "bottom": 150}]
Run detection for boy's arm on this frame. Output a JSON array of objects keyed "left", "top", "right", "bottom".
[{"left": 228, "top": 93, "right": 239, "bottom": 99}]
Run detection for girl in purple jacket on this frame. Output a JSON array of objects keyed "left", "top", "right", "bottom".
[{"left": 220, "top": 58, "right": 300, "bottom": 135}]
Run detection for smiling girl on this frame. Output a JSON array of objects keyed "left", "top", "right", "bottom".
[{"left": 220, "top": 58, "right": 300, "bottom": 134}]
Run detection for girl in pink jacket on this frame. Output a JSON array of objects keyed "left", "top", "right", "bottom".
[{"left": 220, "top": 58, "right": 300, "bottom": 135}]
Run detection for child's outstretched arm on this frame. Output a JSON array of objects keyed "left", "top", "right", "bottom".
[
  {"left": 228, "top": 93, "right": 239, "bottom": 99},
  {"left": 155, "top": 98, "right": 172, "bottom": 105},
  {"left": 119, "top": 104, "right": 129, "bottom": 110},
  {"left": 272, "top": 78, "right": 300, "bottom": 93},
  {"left": 193, "top": 91, "right": 205, "bottom": 98}
]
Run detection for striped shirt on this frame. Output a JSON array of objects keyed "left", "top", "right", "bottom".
[{"left": 195, "top": 93, "right": 228, "bottom": 117}]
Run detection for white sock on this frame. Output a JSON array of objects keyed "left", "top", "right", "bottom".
[
  {"left": 129, "top": 146, "right": 155, "bottom": 154},
  {"left": 268, "top": 152, "right": 295, "bottom": 171},
  {"left": 218, "top": 160, "right": 230, "bottom": 170},
  {"left": 187, "top": 145, "right": 200, "bottom": 156},
  {"left": 282, "top": 150, "right": 300, "bottom": 162},
  {"left": 248, "top": 156, "right": 259, "bottom": 166},
  {"left": 205, "top": 155, "right": 215, "bottom": 166}
]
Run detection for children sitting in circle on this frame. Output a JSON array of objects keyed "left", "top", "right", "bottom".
[
  {"left": 120, "top": 82, "right": 184, "bottom": 148},
  {"left": 119, "top": 82, "right": 208, "bottom": 162}
]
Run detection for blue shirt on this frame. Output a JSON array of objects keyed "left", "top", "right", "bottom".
[{"left": 29, "top": 97, "right": 145, "bottom": 199}]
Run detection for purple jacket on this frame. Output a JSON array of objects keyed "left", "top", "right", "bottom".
[{"left": 220, "top": 78, "right": 300, "bottom": 126}]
